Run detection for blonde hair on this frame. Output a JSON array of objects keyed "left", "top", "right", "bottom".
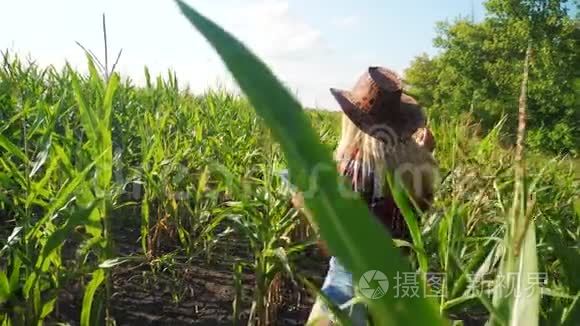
[{"left": 334, "top": 114, "right": 437, "bottom": 208}]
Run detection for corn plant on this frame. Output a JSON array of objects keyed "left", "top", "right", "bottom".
[
  {"left": 175, "top": 2, "right": 445, "bottom": 324},
  {"left": 1, "top": 7, "right": 579, "bottom": 325},
  {"left": 216, "top": 155, "right": 305, "bottom": 325}
]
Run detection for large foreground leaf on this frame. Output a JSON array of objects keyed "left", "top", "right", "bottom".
[
  {"left": 81, "top": 268, "right": 105, "bottom": 326},
  {"left": 174, "top": 1, "right": 444, "bottom": 324},
  {"left": 510, "top": 221, "right": 539, "bottom": 326}
]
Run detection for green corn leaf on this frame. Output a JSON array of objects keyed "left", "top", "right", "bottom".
[
  {"left": 0, "top": 270, "right": 10, "bottom": 303},
  {"left": 27, "top": 154, "right": 100, "bottom": 238},
  {"left": 95, "top": 73, "right": 118, "bottom": 193},
  {"left": 29, "top": 138, "right": 51, "bottom": 178},
  {"left": 0, "top": 105, "right": 33, "bottom": 134},
  {"left": 8, "top": 256, "right": 22, "bottom": 294},
  {"left": 195, "top": 165, "right": 210, "bottom": 202},
  {"left": 0, "top": 133, "right": 28, "bottom": 164},
  {"left": 561, "top": 294, "right": 580, "bottom": 326},
  {"left": 52, "top": 144, "right": 101, "bottom": 237},
  {"left": 98, "top": 256, "right": 144, "bottom": 269},
  {"left": 86, "top": 55, "right": 105, "bottom": 95},
  {"left": 386, "top": 173, "right": 429, "bottom": 283},
  {"left": 509, "top": 222, "right": 540, "bottom": 326},
  {"left": 232, "top": 261, "right": 244, "bottom": 326},
  {"left": 543, "top": 218, "right": 580, "bottom": 292},
  {"left": 140, "top": 188, "right": 150, "bottom": 255},
  {"left": 1, "top": 158, "right": 26, "bottom": 189},
  {"left": 71, "top": 70, "right": 99, "bottom": 146},
  {"left": 174, "top": 1, "right": 444, "bottom": 324},
  {"left": 144, "top": 66, "right": 152, "bottom": 89},
  {"left": 27, "top": 149, "right": 60, "bottom": 208},
  {"left": 23, "top": 272, "right": 37, "bottom": 300},
  {"left": 449, "top": 252, "right": 506, "bottom": 324},
  {"left": 37, "top": 201, "right": 99, "bottom": 269},
  {"left": 81, "top": 268, "right": 105, "bottom": 326},
  {"left": 40, "top": 297, "right": 57, "bottom": 318},
  {"left": 441, "top": 294, "right": 479, "bottom": 312},
  {"left": 269, "top": 247, "right": 294, "bottom": 282},
  {"left": 451, "top": 238, "right": 499, "bottom": 299},
  {"left": 0, "top": 227, "right": 22, "bottom": 256},
  {"left": 102, "top": 73, "right": 119, "bottom": 135}
]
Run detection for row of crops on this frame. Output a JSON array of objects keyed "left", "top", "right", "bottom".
[{"left": 1, "top": 5, "right": 579, "bottom": 324}]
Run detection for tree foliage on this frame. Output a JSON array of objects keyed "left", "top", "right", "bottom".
[{"left": 404, "top": 0, "right": 579, "bottom": 154}]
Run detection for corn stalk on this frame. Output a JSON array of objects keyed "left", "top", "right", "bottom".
[{"left": 491, "top": 42, "right": 539, "bottom": 326}]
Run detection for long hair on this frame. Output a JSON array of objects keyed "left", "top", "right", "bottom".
[{"left": 334, "top": 114, "right": 437, "bottom": 209}]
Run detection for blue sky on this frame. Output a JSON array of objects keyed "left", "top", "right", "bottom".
[{"left": 1, "top": 0, "right": 486, "bottom": 109}]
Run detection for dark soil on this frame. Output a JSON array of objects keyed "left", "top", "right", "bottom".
[
  {"left": 3, "top": 209, "right": 487, "bottom": 325},
  {"left": 51, "top": 220, "right": 328, "bottom": 326}
]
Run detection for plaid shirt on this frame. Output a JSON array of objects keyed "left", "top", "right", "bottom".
[{"left": 339, "top": 155, "right": 412, "bottom": 241}]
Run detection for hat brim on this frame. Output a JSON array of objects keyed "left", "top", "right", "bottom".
[{"left": 330, "top": 88, "right": 426, "bottom": 141}]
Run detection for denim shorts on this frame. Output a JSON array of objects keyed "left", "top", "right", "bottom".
[{"left": 309, "top": 256, "right": 367, "bottom": 325}]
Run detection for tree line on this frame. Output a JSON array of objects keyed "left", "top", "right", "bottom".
[{"left": 404, "top": 0, "right": 579, "bottom": 155}]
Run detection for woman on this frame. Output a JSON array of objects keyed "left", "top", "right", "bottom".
[{"left": 293, "top": 67, "right": 437, "bottom": 325}]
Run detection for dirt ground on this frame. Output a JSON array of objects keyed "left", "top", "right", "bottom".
[
  {"left": 4, "top": 211, "right": 486, "bottom": 325},
  {"left": 51, "top": 222, "right": 327, "bottom": 325}
]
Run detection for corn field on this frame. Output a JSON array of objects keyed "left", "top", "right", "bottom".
[{"left": 1, "top": 3, "right": 579, "bottom": 325}]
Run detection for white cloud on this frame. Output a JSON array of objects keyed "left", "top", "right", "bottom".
[
  {"left": 0, "top": 0, "right": 340, "bottom": 108},
  {"left": 332, "top": 14, "right": 360, "bottom": 28},
  {"left": 198, "top": 0, "right": 341, "bottom": 108},
  {"left": 222, "top": 0, "right": 327, "bottom": 60}
]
